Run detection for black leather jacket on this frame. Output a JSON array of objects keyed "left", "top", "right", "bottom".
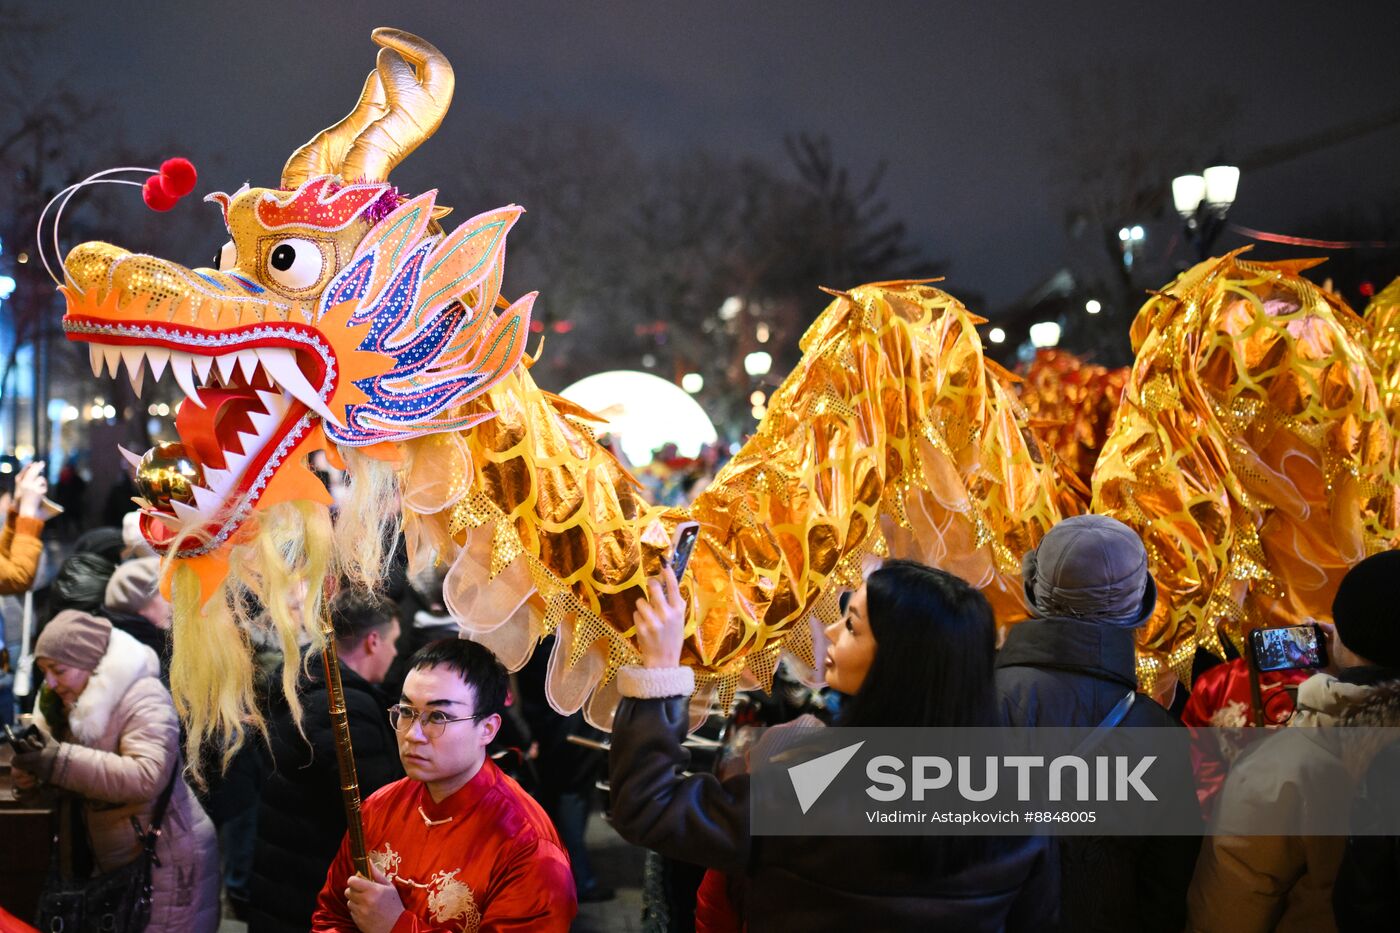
[{"left": 609, "top": 693, "right": 1058, "bottom": 932}]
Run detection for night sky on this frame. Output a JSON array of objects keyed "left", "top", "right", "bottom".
[{"left": 27, "top": 0, "right": 1400, "bottom": 308}]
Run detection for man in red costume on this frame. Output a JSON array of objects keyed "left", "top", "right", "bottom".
[{"left": 312, "top": 638, "right": 577, "bottom": 932}]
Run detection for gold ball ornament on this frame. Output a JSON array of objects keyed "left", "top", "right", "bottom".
[{"left": 137, "top": 442, "right": 204, "bottom": 510}]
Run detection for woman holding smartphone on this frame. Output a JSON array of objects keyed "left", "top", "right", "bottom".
[{"left": 608, "top": 558, "right": 1056, "bottom": 932}]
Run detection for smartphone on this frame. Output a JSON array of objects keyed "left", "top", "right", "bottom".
[
  {"left": 1249, "top": 623, "right": 1328, "bottom": 673},
  {"left": 3, "top": 723, "right": 46, "bottom": 754},
  {"left": 670, "top": 521, "right": 700, "bottom": 580}
]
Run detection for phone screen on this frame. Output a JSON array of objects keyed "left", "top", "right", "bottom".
[
  {"left": 1250, "top": 624, "right": 1325, "bottom": 672},
  {"left": 671, "top": 524, "right": 700, "bottom": 580}
]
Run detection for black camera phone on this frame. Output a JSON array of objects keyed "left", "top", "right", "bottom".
[
  {"left": 670, "top": 521, "right": 700, "bottom": 580},
  {"left": 1249, "top": 623, "right": 1328, "bottom": 673},
  {"left": 3, "top": 723, "right": 46, "bottom": 755}
]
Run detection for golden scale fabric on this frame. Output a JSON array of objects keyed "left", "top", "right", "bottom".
[
  {"left": 1364, "top": 277, "right": 1400, "bottom": 422},
  {"left": 1091, "top": 252, "right": 1400, "bottom": 692},
  {"left": 1018, "top": 348, "right": 1129, "bottom": 502},
  {"left": 425, "top": 282, "right": 1066, "bottom": 726}
]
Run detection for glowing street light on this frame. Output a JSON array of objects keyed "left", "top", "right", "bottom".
[
  {"left": 1085, "top": 299, "right": 1102, "bottom": 315},
  {"left": 681, "top": 372, "right": 704, "bottom": 394},
  {"left": 1173, "top": 164, "right": 1240, "bottom": 261},
  {"left": 988, "top": 327, "right": 1006, "bottom": 344}
]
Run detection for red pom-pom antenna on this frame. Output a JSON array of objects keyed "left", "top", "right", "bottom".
[
  {"left": 159, "top": 158, "right": 198, "bottom": 197},
  {"left": 142, "top": 176, "right": 179, "bottom": 212}
]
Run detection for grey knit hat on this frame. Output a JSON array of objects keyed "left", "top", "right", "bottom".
[
  {"left": 35, "top": 610, "right": 113, "bottom": 671},
  {"left": 1022, "top": 514, "right": 1156, "bottom": 627},
  {"left": 104, "top": 557, "right": 162, "bottom": 616}
]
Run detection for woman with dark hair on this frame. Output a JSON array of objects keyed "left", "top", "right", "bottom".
[
  {"left": 608, "top": 558, "right": 1057, "bottom": 932},
  {"left": 832, "top": 559, "right": 998, "bottom": 729}
]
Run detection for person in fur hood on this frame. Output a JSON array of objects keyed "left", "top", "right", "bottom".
[
  {"left": 11, "top": 609, "right": 221, "bottom": 932},
  {"left": 1188, "top": 551, "right": 1400, "bottom": 933}
]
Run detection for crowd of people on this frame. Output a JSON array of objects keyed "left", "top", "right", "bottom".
[{"left": 3, "top": 474, "right": 1400, "bottom": 931}]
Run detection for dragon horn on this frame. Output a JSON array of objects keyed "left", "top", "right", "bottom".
[
  {"left": 337, "top": 28, "right": 455, "bottom": 183},
  {"left": 281, "top": 66, "right": 388, "bottom": 189}
]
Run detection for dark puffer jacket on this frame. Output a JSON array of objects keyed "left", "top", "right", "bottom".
[
  {"left": 610, "top": 695, "right": 1058, "bottom": 932},
  {"left": 995, "top": 616, "right": 1198, "bottom": 933},
  {"left": 246, "top": 658, "right": 403, "bottom": 933}
]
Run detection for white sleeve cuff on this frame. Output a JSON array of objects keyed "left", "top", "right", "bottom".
[{"left": 617, "top": 664, "right": 695, "bottom": 699}]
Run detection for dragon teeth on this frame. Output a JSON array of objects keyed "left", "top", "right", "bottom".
[
  {"left": 237, "top": 350, "right": 260, "bottom": 382},
  {"left": 148, "top": 511, "right": 183, "bottom": 532},
  {"left": 120, "top": 348, "right": 146, "bottom": 396},
  {"left": 170, "top": 499, "right": 204, "bottom": 527},
  {"left": 200, "top": 465, "right": 234, "bottom": 495},
  {"left": 215, "top": 353, "right": 238, "bottom": 384},
  {"left": 117, "top": 445, "right": 145, "bottom": 469},
  {"left": 169, "top": 352, "right": 205, "bottom": 408},
  {"left": 147, "top": 348, "right": 170, "bottom": 381},
  {"left": 260, "top": 348, "right": 341, "bottom": 426},
  {"left": 190, "top": 484, "right": 223, "bottom": 514},
  {"left": 89, "top": 346, "right": 103, "bottom": 378},
  {"left": 192, "top": 354, "right": 214, "bottom": 383},
  {"left": 102, "top": 346, "right": 122, "bottom": 377}
]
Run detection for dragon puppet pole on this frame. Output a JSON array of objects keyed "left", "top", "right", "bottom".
[{"left": 318, "top": 588, "right": 371, "bottom": 878}]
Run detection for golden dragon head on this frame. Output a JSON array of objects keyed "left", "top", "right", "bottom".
[{"left": 57, "top": 29, "right": 533, "bottom": 600}]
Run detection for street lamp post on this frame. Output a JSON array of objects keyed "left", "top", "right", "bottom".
[{"left": 1172, "top": 165, "right": 1240, "bottom": 262}]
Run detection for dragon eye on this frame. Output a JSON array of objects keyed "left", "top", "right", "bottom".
[
  {"left": 265, "top": 238, "right": 325, "bottom": 291},
  {"left": 215, "top": 240, "right": 237, "bottom": 271}
]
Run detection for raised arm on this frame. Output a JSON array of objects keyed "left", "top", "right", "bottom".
[{"left": 606, "top": 568, "right": 751, "bottom": 873}]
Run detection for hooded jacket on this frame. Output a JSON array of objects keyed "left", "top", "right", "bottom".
[
  {"left": 995, "top": 616, "right": 1198, "bottom": 933},
  {"left": 1189, "top": 668, "right": 1400, "bottom": 933},
  {"left": 25, "top": 627, "right": 220, "bottom": 932}
]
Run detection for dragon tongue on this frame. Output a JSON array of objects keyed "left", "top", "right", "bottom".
[{"left": 174, "top": 387, "right": 260, "bottom": 471}]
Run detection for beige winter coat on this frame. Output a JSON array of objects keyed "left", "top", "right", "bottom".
[
  {"left": 1186, "top": 671, "right": 1400, "bottom": 933},
  {"left": 30, "top": 627, "right": 221, "bottom": 933}
]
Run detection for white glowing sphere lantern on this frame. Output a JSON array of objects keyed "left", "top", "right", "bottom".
[{"left": 560, "top": 370, "right": 718, "bottom": 466}]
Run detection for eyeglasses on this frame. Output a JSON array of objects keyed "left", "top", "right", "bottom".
[{"left": 387, "top": 704, "right": 486, "bottom": 739}]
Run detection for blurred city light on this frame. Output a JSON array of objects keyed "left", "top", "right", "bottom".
[
  {"left": 1029, "top": 321, "right": 1062, "bottom": 348},
  {"left": 755, "top": 322, "right": 770, "bottom": 343},
  {"left": 1085, "top": 299, "right": 1102, "bottom": 314},
  {"left": 743, "top": 351, "right": 772, "bottom": 376},
  {"left": 0, "top": 275, "right": 15, "bottom": 301},
  {"left": 988, "top": 327, "right": 1006, "bottom": 344},
  {"left": 718, "top": 295, "right": 743, "bottom": 321},
  {"left": 681, "top": 372, "right": 704, "bottom": 394}
]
